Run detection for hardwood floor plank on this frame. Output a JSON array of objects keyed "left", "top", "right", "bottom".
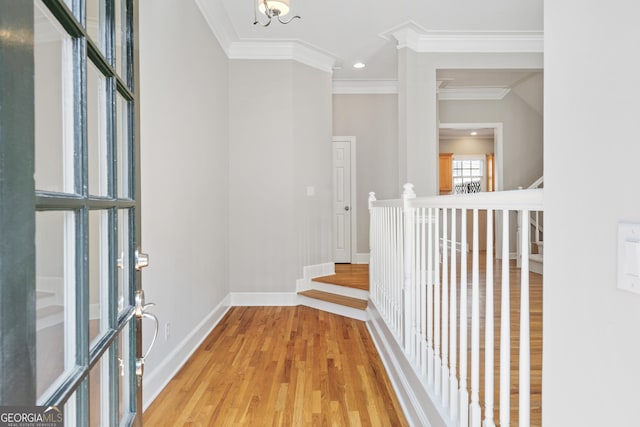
[
  {"left": 144, "top": 306, "right": 407, "bottom": 426},
  {"left": 312, "top": 264, "right": 369, "bottom": 290},
  {"left": 298, "top": 289, "right": 368, "bottom": 310}
]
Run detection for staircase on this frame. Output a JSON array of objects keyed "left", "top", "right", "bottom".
[
  {"left": 297, "top": 264, "right": 369, "bottom": 321},
  {"left": 36, "top": 289, "right": 64, "bottom": 331}
]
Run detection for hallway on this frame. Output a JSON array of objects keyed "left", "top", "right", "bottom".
[{"left": 144, "top": 305, "right": 407, "bottom": 426}]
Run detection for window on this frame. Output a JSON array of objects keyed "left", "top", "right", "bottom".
[{"left": 453, "top": 158, "right": 484, "bottom": 194}]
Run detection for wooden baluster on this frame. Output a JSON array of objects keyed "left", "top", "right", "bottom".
[
  {"left": 470, "top": 209, "right": 481, "bottom": 427},
  {"left": 449, "top": 208, "right": 459, "bottom": 421},
  {"left": 427, "top": 207, "right": 434, "bottom": 385},
  {"left": 434, "top": 208, "right": 441, "bottom": 395},
  {"left": 459, "top": 209, "right": 469, "bottom": 427},
  {"left": 519, "top": 209, "right": 530, "bottom": 427},
  {"left": 442, "top": 208, "right": 450, "bottom": 407},
  {"left": 484, "top": 210, "right": 496, "bottom": 427},
  {"left": 500, "top": 210, "right": 511, "bottom": 427}
]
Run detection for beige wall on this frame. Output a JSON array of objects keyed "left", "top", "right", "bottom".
[
  {"left": 139, "top": 0, "right": 230, "bottom": 403},
  {"left": 439, "top": 90, "right": 543, "bottom": 190},
  {"left": 439, "top": 137, "right": 494, "bottom": 156},
  {"left": 333, "top": 94, "right": 399, "bottom": 254},
  {"left": 229, "top": 60, "right": 333, "bottom": 292}
]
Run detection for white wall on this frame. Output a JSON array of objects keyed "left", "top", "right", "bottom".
[
  {"left": 139, "top": 0, "right": 230, "bottom": 405},
  {"left": 333, "top": 94, "right": 399, "bottom": 254},
  {"left": 229, "top": 60, "right": 332, "bottom": 292},
  {"left": 544, "top": 0, "right": 640, "bottom": 425}
]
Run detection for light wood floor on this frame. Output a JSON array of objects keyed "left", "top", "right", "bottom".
[
  {"left": 454, "top": 253, "right": 542, "bottom": 426},
  {"left": 144, "top": 306, "right": 407, "bottom": 426},
  {"left": 315, "top": 258, "right": 542, "bottom": 426},
  {"left": 312, "top": 264, "right": 369, "bottom": 291}
]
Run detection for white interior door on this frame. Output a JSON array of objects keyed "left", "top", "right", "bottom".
[{"left": 333, "top": 140, "right": 351, "bottom": 263}]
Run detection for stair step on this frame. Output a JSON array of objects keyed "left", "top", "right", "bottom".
[
  {"left": 37, "top": 305, "right": 64, "bottom": 320},
  {"left": 37, "top": 290, "right": 55, "bottom": 300},
  {"left": 298, "top": 290, "right": 368, "bottom": 310}
]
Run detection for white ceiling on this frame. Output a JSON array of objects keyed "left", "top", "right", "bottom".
[
  {"left": 215, "top": 0, "right": 544, "bottom": 80},
  {"left": 439, "top": 127, "right": 495, "bottom": 140}
]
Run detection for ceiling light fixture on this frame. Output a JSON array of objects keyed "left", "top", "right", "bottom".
[
  {"left": 470, "top": 131, "right": 478, "bottom": 136},
  {"left": 353, "top": 62, "right": 366, "bottom": 69},
  {"left": 253, "top": 0, "right": 300, "bottom": 27}
]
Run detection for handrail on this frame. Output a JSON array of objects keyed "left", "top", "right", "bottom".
[
  {"left": 368, "top": 183, "right": 543, "bottom": 427},
  {"left": 371, "top": 188, "right": 543, "bottom": 211},
  {"left": 528, "top": 176, "right": 544, "bottom": 189}
]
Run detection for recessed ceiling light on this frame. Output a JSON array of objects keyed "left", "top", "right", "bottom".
[
  {"left": 470, "top": 131, "right": 478, "bottom": 136},
  {"left": 353, "top": 62, "right": 366, "bottom": 69}
]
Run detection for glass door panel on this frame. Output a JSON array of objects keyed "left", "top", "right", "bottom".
[
  {"left": 35, "top": 211, "right": 76, "bottom": 401},
  {"left": 117, "top": 209, "right": 131, "bottom": 313},
  {"left": 116, "top": 94, "right": 131, "bottom": 199},
  {"left": 114, "top": 0, "right": 129, "bottom": 81},
  {"left": 89, "top": 353, "right": 111, "bottom": 426},
  {"left": 89, "top": 210, "right": 109, "bottom": 346},
  {"left": 86, "top": 0, "right": 107, "bottom": 57},
  {"left": 87, "top": 60, "right": 109, "bottom": 197},
  {"left": 34, "top": 1, "right": 75, "bottom": 194},
  {"left": 118, "top": 322, "right": 134, "bottom": 424}
]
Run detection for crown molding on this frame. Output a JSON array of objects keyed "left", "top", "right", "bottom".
[
  {"left": 228, "top": 40, "right": 336, "bottom": 73},
  {"left": 194, "top": 0, "right": 335, "bottom": 73},
  {"left": 194, "top": 0, "right": 236, "bottom": 56},
  {"left": 332, "top": 80, "right": 398, "bottom": 94},
  {"left": 383, "top": 21, "right": 543, "bottom": 53},
  {"left": 438, "top": 87, "right": 511, "bottom": 101}
]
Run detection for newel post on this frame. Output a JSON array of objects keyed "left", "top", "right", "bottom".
[{"left": 402, "top": 183, "right": 416, "bottom": 355}]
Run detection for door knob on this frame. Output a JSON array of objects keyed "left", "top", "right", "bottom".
[
  {"left": 135, "top": 248, "right": 149, "bottom": 270},
  {"left": 344, "top": 206, "right": 350, "bottom": 211}
]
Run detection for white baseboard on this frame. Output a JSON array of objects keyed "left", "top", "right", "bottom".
[
  {"left": 353, "top": 253, "right": 370, "bottom": 264},
  {"left": 366, "top": 302, "right": 454, "bottom": 427},
  {"left": 143, "top": 295, "right": 231, "bottom": 410},
  {"left": 296, "top": 262, "right": 336, "bottom": 292},
  {"left": 230, "top": 292, "right": 299, "bottom": 306}
]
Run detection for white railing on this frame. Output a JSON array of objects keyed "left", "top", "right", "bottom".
[
  {"left": 518, "top": 177, "right": 544, "bottom": 270},
  {"left": 369, "top": 184, "right": 543, "bottom": 427}
]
